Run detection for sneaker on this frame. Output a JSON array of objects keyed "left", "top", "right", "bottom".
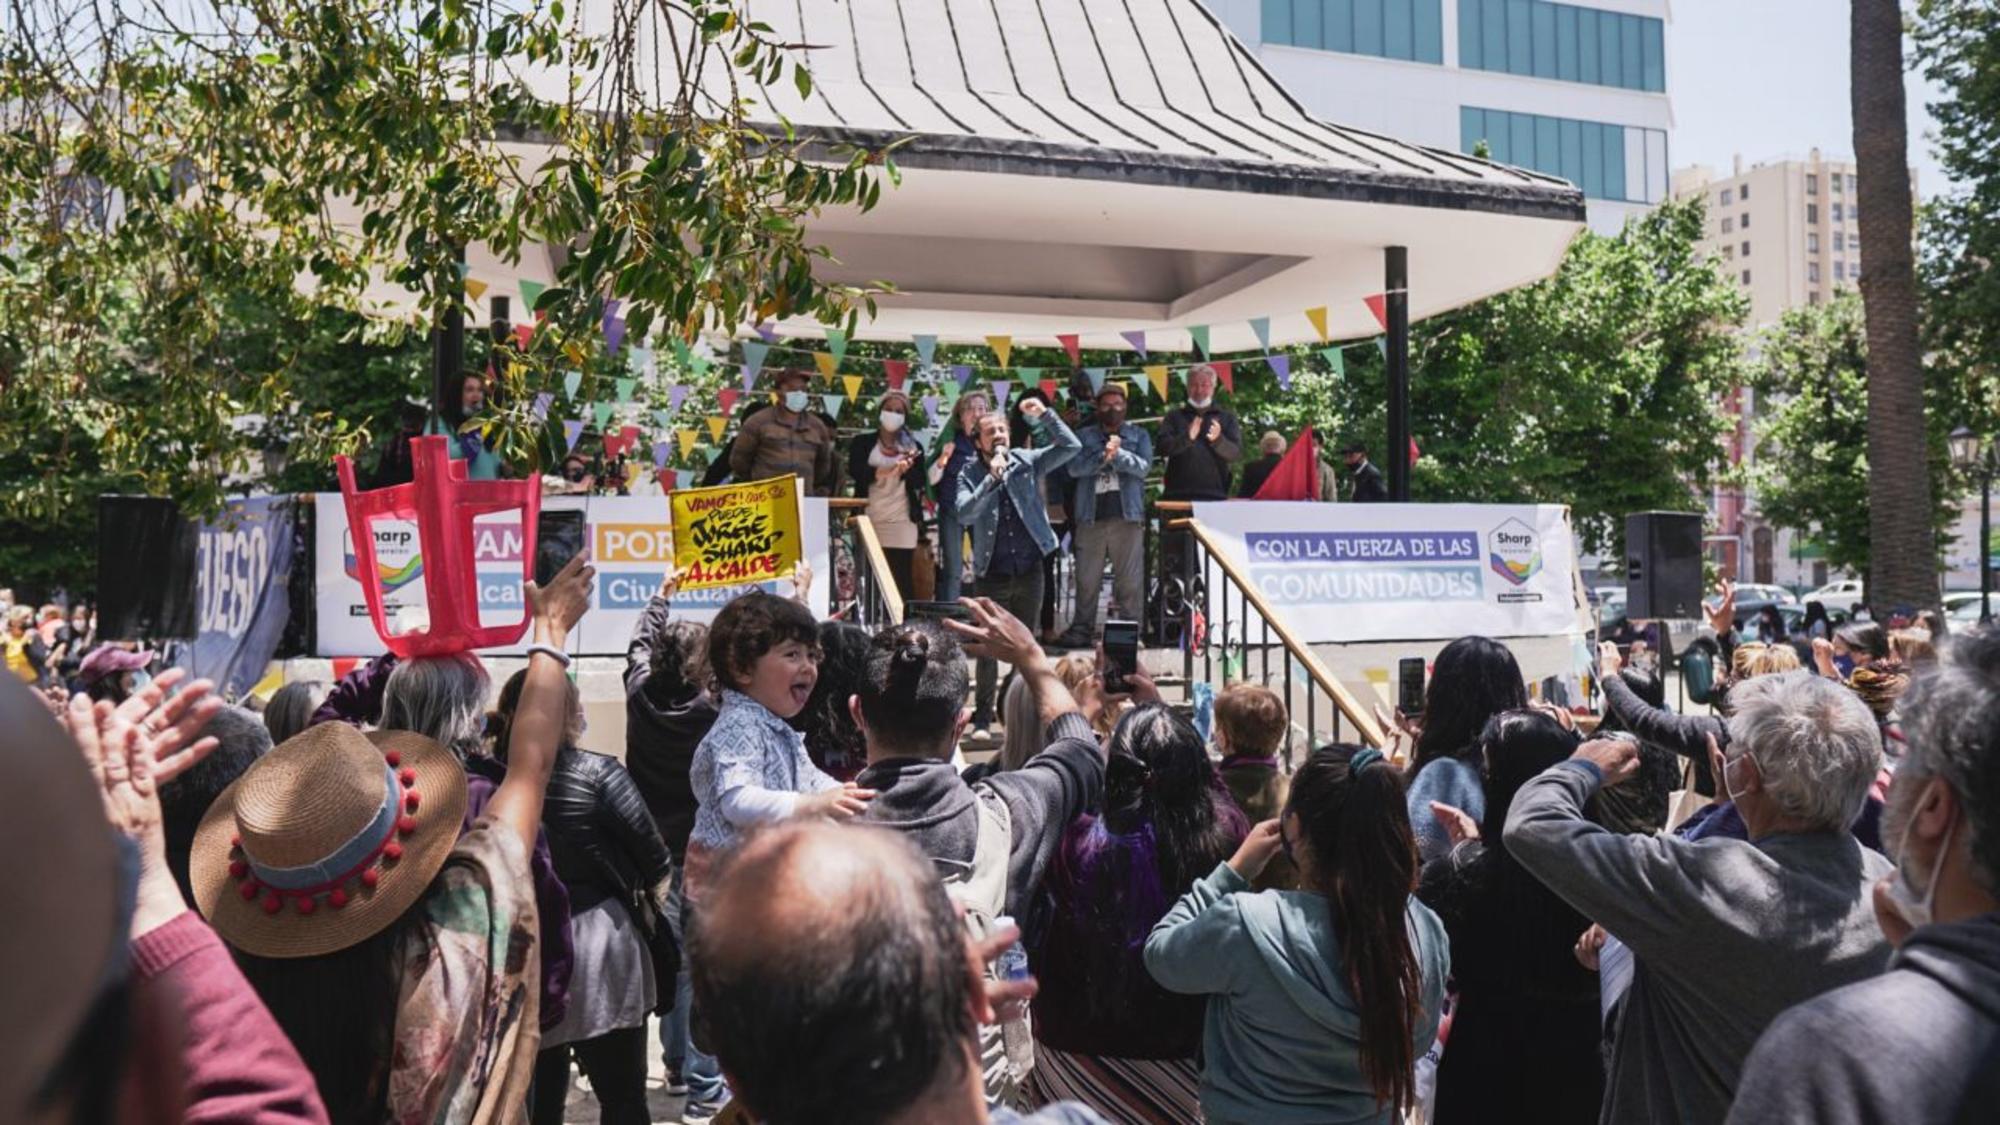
[
  {"left": 665, "top": 1069, "right": 689, "bottom": 1096},
  {"left": 1049, "top": 625, "right": 1095, "bottom": 650},
  {"left": 681, "top": 1101, "right": 724, "bottom": 1125},
  {"left": 970, "top": 723, "right": 992, "bottom": 742}
]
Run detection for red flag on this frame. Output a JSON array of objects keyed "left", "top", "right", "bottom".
[
  {"left": 1409, "top": 436, "right": 1421, "bottom": 465},
  {"left": 1056, "top": 334, "right": 1081, "bottom": 367},
  {"left": 1040, "top": 378, "right": 1059, "bottom": 401},
  {"left": 1211, "top": 360, "right": 1234, "bottom": 393},
  {"left": 882, "top": 359, "right": 909, "bottom": 390},
  {"left": 1253, "top": 426, "right": 1320, "bottom": 501},
  {"left": 1364, "top": 293, "right": 1389, "bottom": 332},
  {"left": 513, "top": 322, "right": 535, "bottom": 350},
  {"left": 719, "top": 387, "right": 741, "bottom": 416}
]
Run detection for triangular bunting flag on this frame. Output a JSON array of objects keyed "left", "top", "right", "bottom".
[
  {"left": 1364, "top": 294, "right": 1389, "bottom": 331},
  {"left": 1040, "top": 378, "right": 1058, "bottom": 401},
  {"left": 826, "top": 329, "right": 848, "bottom": 361},
  {"left": 1320, "top": 347, "right": 1346, "bottom": 378},
  {"left": 1144, "top": 364, "right": 1169, "bottom": 400},
  {"left": 531, "top": 392, "right": 553, "bottom": 422},
  {"left": 1120, "top": 329, "right": 1148, "bottom": 358},
  {"left": 1017, "top": 366, "right": 1040, "bottom": 389},
  {"left": 719, "top": 387, "right": 741, "bottom": 416},
  {"left": 1212, "top": 360, "right": 1234, "bottom": 393},
  {"left": 1377, "top": 337, "right": 1389, "bottom": 360},
  {"left": 1189, "top": 325, "right": 1211, "bottom": 358},
  {"left": 628, "top": 346, "right": 653, "bottom": 376},
  {"left": 563, "top": 420, "right": 584, "bottom": 452},
  {"left": 953, "top": 364, "right": 975, "bottom": 389},
  {"left": 742, "top": 340, "right": 770, "bottom": 380},
  {"left": 668, "top": 336, "right": 692, "bottom": 366},
  {"left": 1249, "top": 317, "right": 1272, "bottom": 351},
  {"left": 652, "top": 441, "right": 670, "bottom": 469},
  {"left": 675, "top": 469, "right": 695, "bottom": 490},
  {"left": 614, "top": 377, "right": 636, "bottom": 403},
  {"left": 563, "top": 370, "right": 582, "bottom": 400},
  {"left": 913, "top": 334, "right": 937, "bottom": 367},
  {"left": 1410, "top": 436, "right": 1422, "bottom": 465},
  {"left": 1305, "top": 306, "right": 1329, "bottom": 343},
  {"left": 1086, "top": 367, "right": 1107, "bottom": 394},
  {"left": 512, "top": 323, "right": 534, "bottom": 350},
  {"left": 739, "top": 367, "right": 757, "bottom": 393},
  {"left": 592, "top": 402, "right": 614, "bottom": 429},
  {"left": 883, "top": 359, "right": 910, "bottom": 390},
  {"left": 843, "top": 375, "right": 864, "bottom": 401},
  {"left": 654, "top": 409, "right": 674, "bottom": 431},
  {"left": 602, "top": 430, "right": 629, "bottom": 461},
  {"left": 669, "top": 384, "right": 690, "bottom": 412},
  {"left": 822, "top": 394, "right": 845, "bottom": 417},
  {"left": 923, "top": 394, "right": 941, "bottom": 420},
  {"left": 754, "top": 321, "right": 780, "bottom": 344},
  {"left": 706, "top": 416, "right": 727, "bottom": 442},
  {"left": 1056, "top": 334, "right": 1081, "bottom": 366},
  {"left": 938, "top": 379, "right": 961, "bottom": 407},
  {"left": 991, "top": 381, "right": 1013, "bottom": 410},
  {"left": 1268, "top": 354, "right": 1292, "bottom": 391},
  {"left": 688, "top": 349, "right": 711, "bottom": 378},
  {"left": 677, "top": 429, "right": 699, "bottom": 457},
  {"left": 519, "top": 279, "right": 545, "bottom": 312},
  {"left": 986, "top": 335, "right": 1013, "bottom": 369},
  {"left": 812, "top": 351, "right": 838, "bottom": 380},
  {"left": 605, "top": 316, "right": 627, "bottom": 356},
  {"left": 464, "top": 278, "right": 489, "bottom": 301}
]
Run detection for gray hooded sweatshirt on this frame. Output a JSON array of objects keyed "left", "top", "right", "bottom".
[
  {"left": 1725, "top": 911, "right": 2000, "bottom": 1124},
  {"left": 1144, "top": 862, "right": 1450, "bottom": 1124}
]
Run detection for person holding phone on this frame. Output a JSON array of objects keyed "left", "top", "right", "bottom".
[
  {"left": 955, "top": 400, "right": 1079, "bottom": 738},
  {"left": 848, "top": 390, "right": 926, "bottom": 601},
  {"left": 928, "top": 391, "right": 991, "bottom": 603}
]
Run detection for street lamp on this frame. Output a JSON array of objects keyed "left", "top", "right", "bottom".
[{"left": 1950, "top": 426, "right": 1993, "bottom": 624}]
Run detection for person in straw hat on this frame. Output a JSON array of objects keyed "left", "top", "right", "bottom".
[{"left": 191, "top": 556, "right": 596, "bottom": 1124}]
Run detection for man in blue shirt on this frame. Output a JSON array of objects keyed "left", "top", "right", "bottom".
[
  {"left": 955, "top": 398, "right": 1078, "bottom": 737},
  {"left": 1054, "top": 383, "right": 1151, "bottom": 649}
]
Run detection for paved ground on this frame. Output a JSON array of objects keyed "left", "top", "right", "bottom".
[{"left": 548, "top": 1017, "right": 689, "bottom": 1123}]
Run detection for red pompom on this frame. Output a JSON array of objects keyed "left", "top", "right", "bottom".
[
  {"left": 230, "top": 833, "right": 241, "bottom": 848},
  {"left": 238, "top": 880, "right": 260, "bottom": 901},
  {"left": 382, "top": 840, "right": 404, "bottom": 862},
  {"left": 384, "top": 749, "right": 402, "bottom": 767},
  {"left": 328, "top": 888, "right": 349, "bottom": 908},
  {"left": 399, "top": 767, "right": 417, "bottom": 787},
  {"left": 398, "top": 814, "right": 418, "bottom": 836},
  {"left": 228, "top": 859, "right": 248, "bottom": 879},
  {"left": 360, "top": 868, "right": 380, "bottom": 888},
  {"left": 261, "top": 892, "right": 282, "bottom": 915},
  {"left": 295, "top": 896, "right": 316, "bottom": 915},
  {"left": 404, "top": 790, "right": 421, "bottom": 812}
]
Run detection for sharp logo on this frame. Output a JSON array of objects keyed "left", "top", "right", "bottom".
[
  {"left": 343, "top": 524, "right": 424, "bottom": 592},
  {"left": 1487, "top": 519, "right": 1543, "bottom": 587}
]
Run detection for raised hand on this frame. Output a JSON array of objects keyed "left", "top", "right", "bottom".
[
  {"left": 1598, "top": 640, "right": 1624, "bottom": 680},
  {"left": 1572, "top": 737, "right": 1641, "bottom": 786},
  {"left": 527, "top": 553, "right": 596, "bottom": 640},
  {"left": 944, "top": 597, "right": 1045, "bottom": 671},
  {"left": 1707, "top": 578, "right": 1737, "bottom": 636},
  {"left": 1228, "top": 818, "right": 1285, "bottom": 880},
  {"left": 968, "top": 920, "right": 1038, "bottom": 1026}
]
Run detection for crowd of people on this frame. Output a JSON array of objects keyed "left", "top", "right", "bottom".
[{"left": 8, "top": 547, "right": 1999, "bottom": 1125}]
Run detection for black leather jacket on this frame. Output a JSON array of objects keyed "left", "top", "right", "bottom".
[{"left": 543, "top": 745, "right": 674, "bottom": 911}]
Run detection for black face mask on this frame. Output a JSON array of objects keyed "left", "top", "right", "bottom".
[{"left": 1099, "top": 408, "right": 1125, "bottom": 426}]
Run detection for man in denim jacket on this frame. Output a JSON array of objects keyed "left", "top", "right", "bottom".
[
  {"left": 954, "top": 398, "right": 1079, "bottom": 735},
  {"left": 1054, "top": 382, "right": 1151, "bottom": 649}
]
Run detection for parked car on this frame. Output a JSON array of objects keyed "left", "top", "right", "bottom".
[
  {"left": 1731, "top": 583, "right": 1798, "bottom": 606},
  {"left": 1946, "top": 593, "right": 1999, "bottom": 627},
  {"left": 1803, "top": 578, "right": 1866, "bottom": 614}
]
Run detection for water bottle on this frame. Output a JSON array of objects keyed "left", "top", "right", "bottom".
[{"left": 993, "top": 915, "right": 1034, "bottom": 1077}]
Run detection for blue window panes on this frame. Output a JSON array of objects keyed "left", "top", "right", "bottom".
[
  {"left": 1534, "top": 115, "right": 1561, "bottom": 176},
  {"left": 1580, "top": 121, "right": 1603, "bottom": 197},
  {"left": 1621, "top": 14, "right": 1643, "bottom": 90},
  {"left": 1460, "top": 0, "right": 1483, "bottom": 67},
  {"left": 1642, "top": 17, "right": 1665, "bottom": 92},
  {"left": 1506, "top": 1, "right": 1532, "bottom": 73},
  {"left": 1294, "top": 0, "right": 1323, "bottom": 48},
  {"left": 1461, "top": 106, "right": 1485, "bottom": 155},
  {"left": 1577, "top": 8, "right": 1600, "bottom": 83},
  {"left": 1555, "top": 4, "right": 1579, "bottom": 81},
  {"left": 1327, "top": 0, "right": 1355, "bottom": 52},
  {"left": 1531, "top": 3, "right": 1557, "bottom": 78},
  {"left": 1415, "top": 0, "right": 1443, "bottom": 62},
  {"left": 1559, "top": 118, "right": 1584, "bottom": 187},
  {"left": 1487, "top": 110, "right": 1511, "bottom": 163},
  {"left": 1482, "top": 0, "right": 1508, "bottom": 73},
  {"left": 1386, "top": 0, "right": 1415, "bottom": 60},
  {"left": 1603, "top": 123, "right": 1627, "bottom": 200},
  {"left": 1262, "top": 0, "right": 1292, "bottom": 45},
  {"left": 1598, "top": 9, "right": 1622, "bottom": 86},
  {"left": 1511, "top": 113, "right": 1536, "bottom": 166},
  {"left": 1355, "top": 0, "right": 1385, "bottom": 55}
]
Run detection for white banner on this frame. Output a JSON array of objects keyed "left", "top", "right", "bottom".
[
  {"left": 314, "top": 493, "right": 831, "bottom": 656},
  {"left": 1191, "top": 502, "right": 1583, "bottom": 643}
]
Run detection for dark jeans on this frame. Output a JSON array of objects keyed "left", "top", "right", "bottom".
[
  {"left": 883, "top": 546, "right": 915, "bottom": 603},
  {"left": 531, "top": 1025, "right": 650, "bottom": 1125},
  {"left": 973, "top": 567, "right": 1046, "bottom": 724}
]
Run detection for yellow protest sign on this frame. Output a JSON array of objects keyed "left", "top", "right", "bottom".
[{"left": 669, "top": 475, "right": 803, "bottom": 591}]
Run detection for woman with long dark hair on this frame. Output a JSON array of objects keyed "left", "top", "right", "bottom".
[
  {"left": 1026, "top": 704, "right": 1249, "bottom": 1122},
  {"left": 1405, "top": 637, "right": 1527, "bottom": 862},
  {"left": 1416, "top": 711, "right": 1602, "bottom": 1124},
  {"left": 1145, "top": 745, "right": 1449, "bottom": 1123}
]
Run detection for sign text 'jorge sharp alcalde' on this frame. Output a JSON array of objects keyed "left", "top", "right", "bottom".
[{"left": 670, "top": 475, "right": 804, "bottom": 593}]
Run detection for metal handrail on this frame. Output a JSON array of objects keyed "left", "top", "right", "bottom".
[
  {"left": 849, "top": 513, "right": 905, "bottom": 627},
  {"left": 1174, "top": 517, "right": 1386, "bottom": 749}
]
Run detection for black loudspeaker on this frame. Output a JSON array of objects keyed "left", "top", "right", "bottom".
[
  {"left": 97, "top": 496, "right": 200, "bottom": 641},
  {"left": 1625, "top": 511, "right": 1704, "bottom": 619}
]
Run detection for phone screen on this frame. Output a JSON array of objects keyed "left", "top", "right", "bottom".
[
  {"left": 905, "top": 600, "right": 973, "bottom": 622},
  {"left": 1102, "top": 619, "right": 1140, "bottom": 694},
  {"left": 1397, "top": 657, "right": 1427, "bottom": 716},
  {"left": 534, "top": 510, "right": 588, "bottom": 588}
]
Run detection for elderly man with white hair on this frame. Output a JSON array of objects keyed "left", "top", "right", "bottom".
[{"left": 1505, "top": 671, "right": 1893, "bottom": 1125}]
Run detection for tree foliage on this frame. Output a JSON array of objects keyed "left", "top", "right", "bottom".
[
  {"left": 1233, "top": 197, "right": 1746, "bottom": 556},
  {"left": 0, "top": 0, "right": 893, "bottom": 523}
]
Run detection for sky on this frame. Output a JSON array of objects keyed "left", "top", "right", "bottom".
[{"left": 1669, "top": 0, "right": 1951, "bottom": 196}]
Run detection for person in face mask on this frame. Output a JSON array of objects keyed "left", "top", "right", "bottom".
[
  {"left": 730, "top": 368, "right": 838, "bottom": 496},
  {"left": 1503, "top": 671, "right": 1891, "bottom": 1125},
  {"left": 423, "top": 371, "right": 506, "bottom": 480},
  {"left": 1725, "top": 633, "right": 2000, "bottom": 1125},
  {"left": 848, "top": 390, "right": 927, "bottom": 600},
  {"left": 1155, "top": 364, "right": 1240, "bottom": 503},
  {"left": 1054, "top": 383, "right": 1152, "bottom": 649}
]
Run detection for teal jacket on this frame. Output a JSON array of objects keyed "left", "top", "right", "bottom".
[{"left": 1144, "top": 862, "right": 1450, "bottom": 1125}]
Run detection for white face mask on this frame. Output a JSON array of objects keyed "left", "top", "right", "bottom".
[
  {"left": 879, "top": 411, "right": 905, "bottom": 432},
  {"left": 1189, "top": 395, "right": 1213, "bottom": 410},
  {"left": 1720, "top": 750, "right": 1755, "bottom": 803},
  {"left": 784, "top": 390, "right": 810, "bottom": 413},
  {"left": 1884, "top": 784, "right": 1955, "bottom": 931}
]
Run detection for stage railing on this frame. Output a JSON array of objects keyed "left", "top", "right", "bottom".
[
  {"left": 847, "top": 512, "right": 905, "bottom": 630},
  {"left": 1175, "top": 517, "right": 1385, "bottom": 751}
]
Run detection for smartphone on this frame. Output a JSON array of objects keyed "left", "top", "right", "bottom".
[
  {"left": 1102, "top": 619, "right": 1141, "bottom": 695},
  {"left": 534, "top": 510, "right": 588, "bottom": 588},
  {"left": 905, "top": 600, "right": 973, "bottom": 622},
  {"left": 1397, "top": 657, "right": 1427, "bottom": 717}
]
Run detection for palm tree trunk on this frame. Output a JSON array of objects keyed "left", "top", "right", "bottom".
[{"left": 1853, "top": 0, "right": 1934, "bottom": 613}]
